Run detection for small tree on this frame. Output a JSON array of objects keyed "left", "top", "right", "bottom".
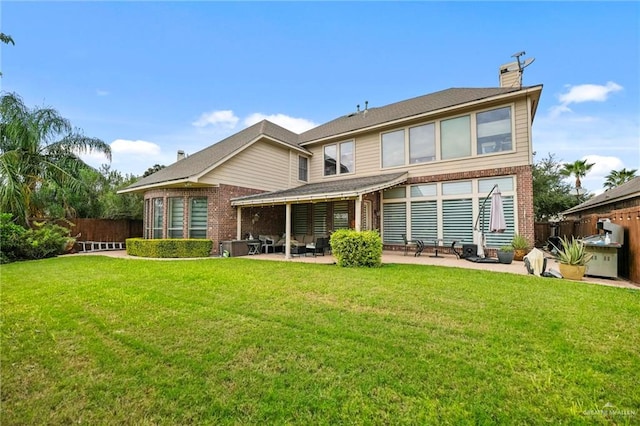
[{"left": 532, "top": 153, "right": 581, "bottom": 221}]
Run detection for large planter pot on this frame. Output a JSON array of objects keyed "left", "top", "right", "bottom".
[
  {"left": 513, "top": 249, "right": 528, "bottom": 261},
  {"left": 559, "top": 263, "right": 586, "bottom": 281},
  {"left": 497, "top": 251, "right": 514, "bottom": 264}
]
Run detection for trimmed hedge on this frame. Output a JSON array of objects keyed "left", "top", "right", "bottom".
[
  {"left": 126, "top": 238, "right": 213, "bottom": 258},
  {"left": 330, "top": 229, "right": 382, "bottom": 267}
]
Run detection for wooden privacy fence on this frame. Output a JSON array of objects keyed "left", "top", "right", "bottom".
[
  {"left": 535, "top": 206, "right": 640, "bottom": 284},
  {"left": 57, "top": 219, "right": 143, "bottom": 251}
]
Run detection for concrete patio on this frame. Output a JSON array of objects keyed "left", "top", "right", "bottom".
[{"left": 77, "top": 249, "right": 638, "bottom": 290}]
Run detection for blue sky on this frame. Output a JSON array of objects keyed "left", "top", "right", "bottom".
[{"left": 2, "top": 1, "right": 639, "bottom": 194}]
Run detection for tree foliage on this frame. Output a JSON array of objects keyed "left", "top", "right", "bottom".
[
  {"left": 604, "top": 168, "right": 637, "bottom": 190},
  {"left": 142, "top": 164, "right": 165, "bottom": 178},
  {"left": 0, "top": 92, "right": 112, "bottom": 227},
  {"left": 559, "top": 159, "right": 594, "bottom": 190},
  {"left": 0, "top": 33, "right": 14, "bottom": 77},
  {"left": 532, "top": 153, "right": 582, "bottom": 221}
]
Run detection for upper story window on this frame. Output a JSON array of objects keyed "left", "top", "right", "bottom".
[
  {"left": 477, "top": 107, "right": 512, "bottom": 154},
  {"left": 324, "top": 140, "right": 354, "bottom": 176},
  {"left": 298, "top": 156, "right": 308, "bottom": 181},
  {"left": 441, "top": 115, "right": 471, "bottom": 160},
  {"left": 380, "top": 105, "right": 513, "bottom": 168},
  {"left": 409, "top": 123, "right": 435, "bottom": 163},
  {"left": 382, "top": 130, "right": 405, "bottom": 168}
]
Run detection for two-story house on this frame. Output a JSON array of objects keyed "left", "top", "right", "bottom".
[{"left": 120, "top": 62, "right": 542, "bottom": 258}]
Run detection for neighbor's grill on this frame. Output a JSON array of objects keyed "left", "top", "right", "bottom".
[{"left": 581, "top": 220, "right": 624, "bottom": 279}]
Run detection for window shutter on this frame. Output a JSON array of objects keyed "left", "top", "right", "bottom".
[
  {"left": 293, "top": 204, "right": 308, "bottom": 235},
  {"left": 333, "top": 201, "right": 349, "bottom": 230},
  {"left": 442, "top": 199, "right": 473, "bottom": 243},
  {"left": 383, "top": 202, "right": 406, "bottom": 244},
  {"left": 313, "top": 203, "right": 327, "bottom": 235},
  {"left": 411, "top": 201, "right": 437, "bottom": 241}
]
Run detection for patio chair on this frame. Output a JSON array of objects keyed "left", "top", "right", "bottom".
[
  {"left": 259, "top": 235, "right": 275, "bottom": 254},
  {"left": 402, "top": 234, "right": 423, "bottom": 256},
  {"left": 308, "top": 237, "right": 329, "bottom": 257}
]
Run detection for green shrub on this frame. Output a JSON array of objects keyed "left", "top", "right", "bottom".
[
  {"left": 330, "top": 229, "right": 382, "bottom": 267},
  {"left": 0, "top": 213, "right": 26, "bottom": 263},
  {"left": 126, "top": 238, "right": 213, "bottom": 258},
  {"left": 21, "top": 221, "right": 74, "bottom": 260},
  {"left": 1, "top": 216, "right": 74, "bottom": 263}
]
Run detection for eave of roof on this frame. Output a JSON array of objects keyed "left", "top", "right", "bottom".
[
  {"left": 231, "top": 172, "right": 408, "bottom": 207},
  {"left": 562, "top": 176, "right": 640, "bottom": 215}
]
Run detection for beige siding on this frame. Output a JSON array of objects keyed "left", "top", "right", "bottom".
[
  {"left": 308, "top": 98, "right": 533, "bottom": 183},
  {"left": 201, "top": 139, "right": 297, "bottom": 190}
]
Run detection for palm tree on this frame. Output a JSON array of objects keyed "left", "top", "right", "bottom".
[
  {"left": 560, "top": 159, "right": 595, "bottom": 191},
  {"left": 0, "top": 93, "right": 111, "bottom": 227},
  {"left": 603, "top": 168, "right": 637, "bottom": 190}
]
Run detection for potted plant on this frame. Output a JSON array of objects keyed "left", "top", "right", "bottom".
[
  {"left": 511, "top": 233, "right": 529, "bottom": 261},
  {"left": 553, "top": 236, "right": 593, "bottom": 281},
  {"left": 497, "top": 245, "right": 514, "bottom": 264}
]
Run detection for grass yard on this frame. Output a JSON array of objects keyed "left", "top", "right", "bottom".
[{"left": 1, "top": 256, "right": 639, "bottom": 425}]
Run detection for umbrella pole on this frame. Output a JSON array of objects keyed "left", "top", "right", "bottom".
[{"left": 474, "top": 184, "right": 499, "bottom": 257}]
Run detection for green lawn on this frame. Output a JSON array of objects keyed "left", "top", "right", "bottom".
[{"left": 1, "top": 256, "right": 638, "bottom": 425}]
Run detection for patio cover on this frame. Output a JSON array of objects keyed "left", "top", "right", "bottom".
[{"left": 231, "top": 172, "right": 408, "bottom": 207}]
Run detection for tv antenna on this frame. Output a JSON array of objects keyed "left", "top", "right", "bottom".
[{"left": 506, "top": 51, "right": 535, "bottom": 87}]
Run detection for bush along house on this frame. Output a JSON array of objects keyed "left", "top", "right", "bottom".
[{"left": 120, "top": 60, "right": 542, "bottom": 258}]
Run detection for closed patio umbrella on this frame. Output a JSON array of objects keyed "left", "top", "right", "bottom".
[
  {"left": 473, "top": 229, "right": 485, "bottom": 258},
  {"left": 489, "top": 187, "right": 506, "bottom": 233}
]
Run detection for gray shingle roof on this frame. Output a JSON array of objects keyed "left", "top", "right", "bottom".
[
  {"left": 231, "top": 172, "right": 408, "bottom": 206},
  {"left": 123, "top": 120, "right": 302, "bottom": 190},
  {"left": 298, "top": 87, "right": 533, "bottom": 144},
  {"left": 122, "top": 85, "right": 541, "bottom": 192},
  {"left": 563, "top": 176, "right": 640, "bottom": 215}
]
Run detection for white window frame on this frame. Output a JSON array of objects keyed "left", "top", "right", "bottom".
[{"left": 323, "top": 140, "right": 355, "bottom": 176}]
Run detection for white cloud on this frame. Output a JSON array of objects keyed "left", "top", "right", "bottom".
[
  {"left": 550, "top": 82, "right": 623, "bottom": 117},
  {"left": 96, "top": 89, "right": 109, "bottom": 96},
  {"left": 243, "top": 113, "right": 317, "bottom": 133},
  {"left": 192, "top": 110, "right": 239, "bottom": 128},
  {"left": 111, "top": 139, "right": 161, "bottom": 156}
]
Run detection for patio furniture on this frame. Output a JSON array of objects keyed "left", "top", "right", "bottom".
[
  {"left": 247, "top": 240, "right": 261, "bottom": 255},
  {"left": 259, "top": 235, "right": 276, "bottom": 253},
  {"left": 402, "top": 234, "right": 423, "bottom": 256},
  {"left": 305, "top": 237, "right": 330, "bottom": 257}
]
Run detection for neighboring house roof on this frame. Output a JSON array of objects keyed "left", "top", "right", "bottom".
[
  {"left": 120, "top": 120, "right": 306, "bottom": 192},
  {"left": 562, "top": 176, "right": 640, "bottom": 215},
  {"left": 231, "top": 172, "right": 408, "bottom": 206},
  {"left": 298, "top": 86, "right": 542, "bottom": 145}
]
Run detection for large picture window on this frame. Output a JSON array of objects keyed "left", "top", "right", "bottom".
[
  {"left": 382, "top": 177, "right": 516, "bottom": 249},
  {"left": 477, "top": 107, "right": 512, "bottom": 154},
  {"left": 441, "top": 115, "right": 471, "bottom": 160},
  {"left": 152, "top": 198, "right": 163, "bottom": 239},
  {"left": 189, "top": 197, "right": 207, "bottom": 238},
  {"left": 324, "top": 141, "right": 354, "bottom": 176},
  {"left": 168, "top": 197, "right": 184, "bottom": 238}
]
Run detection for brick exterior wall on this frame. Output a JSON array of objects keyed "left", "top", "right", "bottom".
[
  {"left": 143, "top": 185, "right": 267, "bottom": 255},
  {"left": 143, "top": 166, "right": 535, "bottom": 255}
]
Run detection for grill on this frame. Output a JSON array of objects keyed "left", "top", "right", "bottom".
[{"left": 581, "top": 220, "right": 623, "bottom": 279}]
